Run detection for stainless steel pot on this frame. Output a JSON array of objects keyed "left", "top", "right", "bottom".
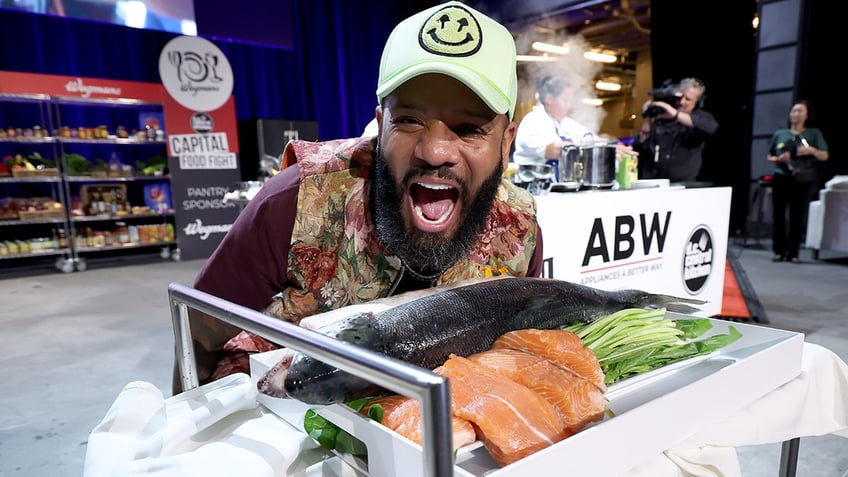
[
  {"left": 560, "top": 141, "right": 617, "bottom": 189},
  {"left": 558, "top": 147, "right": 584, "bottom": 184}
]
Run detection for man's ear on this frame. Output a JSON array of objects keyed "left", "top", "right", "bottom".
[
  {"left": 375, "top": 105, "right": 382, "bottom": 136},
  {"left": 502, "top": 120, "right": 517, "bottom": 169}
]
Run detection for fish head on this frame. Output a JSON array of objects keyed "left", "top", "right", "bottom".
[{"left": 284, "top": 312, "right": 387, "bottom": 405}]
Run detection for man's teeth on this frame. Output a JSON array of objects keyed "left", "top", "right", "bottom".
[{"left": 418, "top": 183, "right": 452, "bottom": 191}]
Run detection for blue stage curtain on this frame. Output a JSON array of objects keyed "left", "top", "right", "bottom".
[
  {"left": 0, "top": 1, "right": 436, "bottom": 140},
  {"left": 292, "top": 0, "right": 436, "bottom": 139}
]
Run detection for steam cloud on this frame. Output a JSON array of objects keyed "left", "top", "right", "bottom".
[{"left": 515, "top": 32, "right": 606, "bottom": 135}]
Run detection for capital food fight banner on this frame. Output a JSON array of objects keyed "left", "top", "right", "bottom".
[
  {"left": 159, "top": 35, "right": 241, "bottom": 260},
  {"left": 534, "top": 187, "right": 732, "bottom": 317}
]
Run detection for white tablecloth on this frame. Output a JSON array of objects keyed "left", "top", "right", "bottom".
[
  {"left": 84, "top": 343, "right": 848, "bottom": 477},
  {"left": 625, "top": 342, "right": 848, "bottom": 476}
]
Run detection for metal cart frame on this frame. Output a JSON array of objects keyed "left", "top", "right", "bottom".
[{"left": 168, "top": 282, "right": 455, "bottom": 477}]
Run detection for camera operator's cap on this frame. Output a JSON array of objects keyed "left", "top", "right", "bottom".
[{"left": 376, "top": 1, "right": 518, "bottom": 119}]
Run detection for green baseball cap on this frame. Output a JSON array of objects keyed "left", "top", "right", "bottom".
[{"left": 376, "top": 1, "right": 518, "bottom": 119}]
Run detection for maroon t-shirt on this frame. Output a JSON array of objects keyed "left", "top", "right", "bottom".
[
  {"left": 194, "top": 164, "right": 545, "bottom": 310},
  {"left": 193, "top": 165, "right": 301, "bottom": 310}
]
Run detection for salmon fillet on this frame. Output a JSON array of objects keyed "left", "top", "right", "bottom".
[
  {"left": 435, "top": 354, "right": 568, "bottom": 467},
  {"left": 468, "top": 348, "right": 606, "bottom": 434},
  {"left": 492, "top": 328, "right": 607, "bottom": 392},
  {"left": 361, "top": 394, "right": 477, "bottom": 450}
]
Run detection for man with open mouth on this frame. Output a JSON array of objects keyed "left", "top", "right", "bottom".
[{"left": 177, "top": 1, "right": 545, "bottom": 390}]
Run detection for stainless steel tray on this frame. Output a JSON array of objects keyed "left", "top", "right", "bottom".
[{"left": 170, "top": 284, "right": 805, "bottom": 477}]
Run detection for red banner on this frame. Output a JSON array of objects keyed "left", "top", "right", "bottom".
[
  {"left": 0, "top": 71, "right": 164, "bottom": 103},
  {"left": 161, "top": 94, "right": 239, "bottom": 154}
]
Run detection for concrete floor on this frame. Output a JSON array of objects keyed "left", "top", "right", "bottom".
[{"left": 1, "top": 242, "right": 847, "bottom": 476}]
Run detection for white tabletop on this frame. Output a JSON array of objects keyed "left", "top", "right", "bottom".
[{"left": 83, "top": 342, "right": 848, "bottom": 477}]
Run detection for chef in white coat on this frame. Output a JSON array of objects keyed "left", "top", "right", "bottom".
[{"left": 512, "top": 75, "right": 593, "bottom": 166}]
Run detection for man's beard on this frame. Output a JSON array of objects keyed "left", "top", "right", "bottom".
[{"left": 370, "top": 146, "right": 504, "bottom": 276}]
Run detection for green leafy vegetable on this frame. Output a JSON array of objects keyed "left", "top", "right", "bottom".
[
  {"left": 64, "top": 154, "right": 89, "bottom": 175},
  {"left": 303, "top": 396, "right": 384, "bottom": 456},
  {"left": 564, "top": 308, "right": 742, "bottom": 385}
]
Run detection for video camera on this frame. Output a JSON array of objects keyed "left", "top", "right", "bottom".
[
  {"left": 642, "top": 79, "right": 681, "bottom": 118},
  {"left": 779, "top": 134, "right": 811, "bottom": 158},
  {"left": 777, "top": 136, "right": 798, "bottom": 157}
]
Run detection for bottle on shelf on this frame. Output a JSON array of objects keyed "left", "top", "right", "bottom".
[{"left": 57, "top": 228, "right": 68, "bottom": 249}]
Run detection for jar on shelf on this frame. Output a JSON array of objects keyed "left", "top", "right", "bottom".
[
  {"left": 96, "top": 125, "right": 109, "bottom": 139},
  {"left": 93, "top": 231, "right": 106, "bottom": 248},
  {"left": 115, "top": 222, "right": 130, "bottom": 244},
  {"left": 128, "top": 225, "right": 139, "bottom": 244}
]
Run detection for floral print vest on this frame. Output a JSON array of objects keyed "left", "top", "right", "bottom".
[{"left": 263, "top": 137, "right": 539, "bottom": 323}]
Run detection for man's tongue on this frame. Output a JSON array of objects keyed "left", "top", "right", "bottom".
[
  {"left": 413, "top": 185, "right": 456, "bottom": 222},
  {"left": 420, "top": 198, "right": 453, "bottom": 220}
]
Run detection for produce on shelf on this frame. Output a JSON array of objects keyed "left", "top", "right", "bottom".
[
  {"left": 64, "top": 153, "right": 89, "bottom": 175},
  {"left": 90, "top": 157, "right": 109, "bottom": 177},
  {"left": 0, "top": 196, "right": 64, "bottom": 220},
  {"left": 4, "top": 154, "right": 36, "bottom": 170},
  {"left": 1, "top": 84, "right": 175, "bottom": 270},
  {"left": 2, "top": 152, "right": 55, "bottom": 171},
  {"left": 137, "top": 156, "right": 168, "bottom": 176}
]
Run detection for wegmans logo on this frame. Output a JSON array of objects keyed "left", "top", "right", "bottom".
[{"left": 183, "top": 219, "right": 232, "bottom": 241}]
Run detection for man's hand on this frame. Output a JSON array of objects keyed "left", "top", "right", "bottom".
[
  {"left": 546, "top": 140, "right": 572, "bottom": 160},
  {"left": 615, "top": 143, "right": 637, "bottom": 161},
  {"left": 650, "top": 101, "right": 677, "bottom": 119},
  {"left": 767, "top": 152, "right": 791, "bottom": 164}
]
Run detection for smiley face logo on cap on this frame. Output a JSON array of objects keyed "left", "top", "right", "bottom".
[{"left": 418, "top": 4, "right": 482, "bottom": 57}]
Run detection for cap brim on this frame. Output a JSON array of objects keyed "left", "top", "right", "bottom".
[{"left": 377, "top": 62, "right": 512, "bottom": 119}]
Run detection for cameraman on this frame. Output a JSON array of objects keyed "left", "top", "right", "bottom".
[{"left": 631, "top": 78, "right": 718, "bottom": 182}]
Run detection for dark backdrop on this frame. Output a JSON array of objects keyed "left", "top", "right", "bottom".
[
  {"left": 802, "top": 0, "right": 845, "bottom": 187},
  {"left": 651, "top": 0, "right": 845, "bottom": 235},
  {"left": 0, "top": 0, "right": 435, "bottom": 141},
  {"left": 650, "top": 0, "right": 759, "bottom": 235}
]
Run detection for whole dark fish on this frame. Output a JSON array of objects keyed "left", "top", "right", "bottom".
[{"left": 276, "top": 277, "right": 705, "bottom": 405}]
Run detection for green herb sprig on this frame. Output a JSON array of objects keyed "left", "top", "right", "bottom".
[{"left": 564, "top": 308, "right": 742, "bottom": 385}]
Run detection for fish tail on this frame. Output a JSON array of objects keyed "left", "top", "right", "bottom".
[{"left": 630, "top": 291, "right": 707, "bottom": 315}]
